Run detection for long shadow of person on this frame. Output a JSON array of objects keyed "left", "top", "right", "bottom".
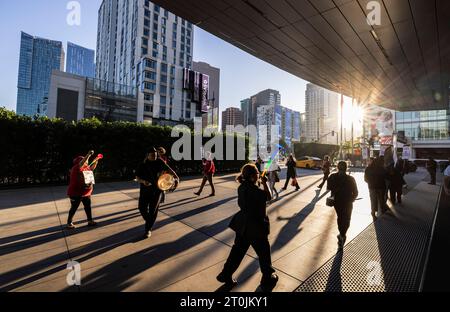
[{"left": 324, "top": 250, "right": 343, "bottom": 292}]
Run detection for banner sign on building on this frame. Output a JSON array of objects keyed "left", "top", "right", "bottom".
[{"left": 183, "top": 68, "right": 209, "bottom": 113}]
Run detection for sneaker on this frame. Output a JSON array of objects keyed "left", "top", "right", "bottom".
[
  {"left": 66, "top": 223, "right": 76, "bottom": 230},
  {"left": 194, "top": 192, "right": 201, "bottom": 196},
  {"left": 261, "top": 273, "right": 279, "bottom": 292},
  {"left": 87, "top": 221, "right": 97, "bottom": 227},
  {"left": 216, "top": 272, "right": 237, "bottom": 286},
  {"left": 209, "top": 193, "right": 215, "bottom": 197},
  {"left": 144, "top": 231, "right": 152, "bottom": 239}
]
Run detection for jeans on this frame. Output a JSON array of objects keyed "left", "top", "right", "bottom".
[
  {"left": 369, "top": 189, "right": 387, "bottom": 216},
  {"left": 68, "top": 196, "right": 93, "bottom": 224},
  {"left": 138, "top": 187, "right": 163, "bottom": 232},
  {"left": 334, "top": 203, "right": 353, "bottom": 237},
  {"left": 318, "top": 172, "right": 330, "bottom": 188},
  {"left": 389, "top": 186, "right": 403, "bottom": 204},
  {"left": 197, "top": 173, "right": 215, "bottom": 195},
  {"left": 222, "top": 234, "right": 275, "bottom": 278}
]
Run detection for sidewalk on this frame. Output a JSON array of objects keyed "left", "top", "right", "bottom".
[{"left": 0, "top": 169, "right": 438, "bottom": 292}]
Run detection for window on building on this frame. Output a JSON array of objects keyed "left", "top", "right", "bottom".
[
  {"left": 144, "top": 82, "right": 156, "bottom": 91},
  {"left": 161, "top": 63, "right": 168, "bottom": 73},
  {"left": 142, "top": 38, "right": 148, "bottom": 46},
  {"left": 160, "top": 85, "right": 167, "bottom": 94},
  {"left": 145, "top": 9, "right": 150, "bottom": 17},
  {"left": 144, "top": 19, "right": 150, "bottom": 27},
  {"left": 152, "top": 50, "right": 158, "bottom": 58},
  {"left": 145, "top": 71, "right": 156, "bottom": 80},
  {"left": 154, "top": 5, "right": 160, "bottom": 13},
  {"left": 160, "top": 74, "right": 167, "bottom": 83},
  {"left": 144, "top": 59, "right": 157, "bottom": 69},
  {"left": 142, "top": 47, "right": 148, "bottom": 55},
  {"left": 144, "top": 105, "right": 152, "bottom": 112},
  {"left": 172, "top": 40, "right": 177, "bottom": 49},
  {"left": 143, "top": 28, "right": 150, "bottom": 37},
  {"left": 160, "top": 95, "right": 167, "bottom": 105},
  {"left": 144, "top": 93, "right": 154, "bottom": 103},
  {"left": 170, "top": 66, "right": 175, "bottom": 76}
]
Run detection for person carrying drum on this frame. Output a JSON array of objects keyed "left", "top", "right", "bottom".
[
  {"left": 66, "top": 150, "right": 102, "bottom": 229},
  {"left": 136, "top": 147, "right": 179, "bottom": 238}
]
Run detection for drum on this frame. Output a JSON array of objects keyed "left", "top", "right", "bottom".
[{"left": 157, "top": 173, "right": 176, "bottom": 191}]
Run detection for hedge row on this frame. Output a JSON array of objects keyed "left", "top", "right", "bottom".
[{"left": 0, "top": 108, "right": 248, "bottom": 187}]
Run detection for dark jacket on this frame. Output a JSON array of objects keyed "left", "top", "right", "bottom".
[
  {"left": 426, "top": 159, "right": 437, "bottom": 172},
  {"left": 388, "top": 166, "right": 404, "bottom": 189},
  {"left": 327, "top": 172, "right": 358, "bottom": 206},
  {"left": 286, "top": 159, "right": 297, "bottom": 177},
  {"left": 230, "top": 181, "right": 271, "bottom": 239},
  {"left": 364, "top": 164, "right": 387, "bottom": 190}
]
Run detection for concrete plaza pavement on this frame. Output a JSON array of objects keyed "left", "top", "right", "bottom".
[{"left": 0, "top": 168, "right": 432, "bottom": 292}]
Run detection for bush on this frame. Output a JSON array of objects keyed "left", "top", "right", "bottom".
[{"left": 0, "top": 108, "right": 248, "bottom": 187}]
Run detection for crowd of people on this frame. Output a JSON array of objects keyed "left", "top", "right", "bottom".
[{"left": 64, "top": 148, "right": 450, "bottom": 292}]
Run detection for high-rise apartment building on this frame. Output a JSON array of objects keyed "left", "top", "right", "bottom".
[
  {"left": 241, "top": 89, "right": 281, "bottom": 127},
  {"left": 16, "top": 32, "right": 65, "bottom": 117},
  {"left": 96, "top": 0, "right": 195, "bottom": 125},
  {"left": 240, "top": 98, "right": 250, "bottom": 127},
  {"left": 66, "top": 42, "right": 96, "bottom": 78},
  {"left": 305, "top": 83, "right": 339, "bottom": 144},
  {"left": 257, "top": 104, "right": 301, "bottom": 149},
  {"left": 222, "top": 107, "right": 244, "bottom": 132}
]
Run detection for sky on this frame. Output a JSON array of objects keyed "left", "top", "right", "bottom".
[{"left": 0, "top": 0, "right": 309, "bottom": 115}]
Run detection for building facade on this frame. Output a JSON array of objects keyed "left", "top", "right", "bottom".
[
  {"left": 257, "top": 104, "right": 301, "bottom": 150},
  {"left": 66, "top": 42, "right": 96, "bottom": 78},
  {"left": 395, "top": 109, "right": 450, "bottom": 159},
  {"left": 193, "top": 61, "right": 220, "bottom": 130},
  {"left": 240, "top": 98, "right": 250, "bottom": 127},
  {"left": 96, "top": 0, "right": 194, "bottom": 125},
  {"left": 222, "top": 107, "right": 244, "bottom": 132},
  {"left": 16, "top": 32, "right": 65, "bottom": 117},
  {"left": 47, "top": 70, "right": 137, "bottom": 122},
  {"left": 241, "top": 89, "right": 281, "bottom": 128},
  {"left": 304, "top": 83, "right": 339, "bottom": 145}
]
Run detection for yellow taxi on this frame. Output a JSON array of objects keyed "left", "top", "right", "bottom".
[{"left": 296, "top": 156, "right": 322, "bottom": 169}]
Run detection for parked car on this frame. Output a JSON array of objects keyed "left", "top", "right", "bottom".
[{"left": 296, "top": 156, "right": 322, "bottom": 169}]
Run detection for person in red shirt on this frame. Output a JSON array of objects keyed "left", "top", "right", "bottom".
[
  {"left": 194, "top": 153, "right": 216, "bottom": 197},
  {"left": 66, "top": 150, "right": 101, "bottom": 229}
]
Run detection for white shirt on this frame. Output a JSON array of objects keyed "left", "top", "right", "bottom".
[{"left": 444, "top": 165, "right": 450, "bottom": 177}]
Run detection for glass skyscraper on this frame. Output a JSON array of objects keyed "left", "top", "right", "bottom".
[
  {"left": 66, "top": 42, "right": 95, "bottom": 78},
  {"left": 16, "top": 32, "right": 64, "bottom": 117}
]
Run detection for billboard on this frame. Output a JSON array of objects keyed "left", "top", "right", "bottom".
[
  {"left": 183, "top": 68, "right": 209, "bottom": 113},
  {"left": 365, "top": 105, "right": 395, "bottom": 138}
]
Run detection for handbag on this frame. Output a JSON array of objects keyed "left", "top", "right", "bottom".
[
  {"left": 326, "top": 195, "right": 335, "bottom": 207},
  {"left": 291, "top": 177, "right": 298, "bottom": 187},
  {"left": 229, "top": 210, "right": 246, "bottom": 236}
]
